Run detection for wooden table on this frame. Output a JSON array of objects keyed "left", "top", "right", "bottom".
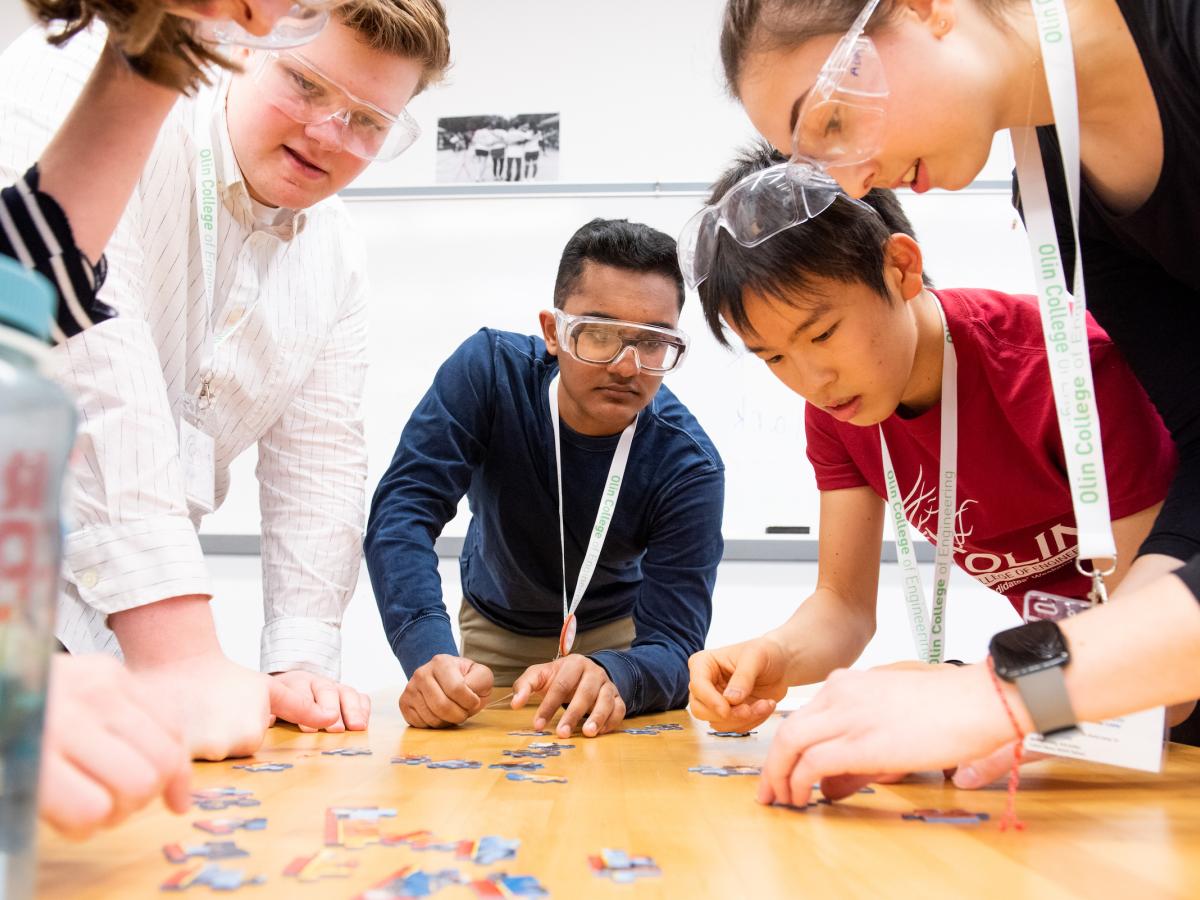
[{"left": 35, "top": 695, "right": 1200, "bottom": 899}]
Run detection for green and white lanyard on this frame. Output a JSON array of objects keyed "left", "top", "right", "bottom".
[
  {"left": 1011, "top": 0, "right": 1117, "bottom": 601},
  {"left": 547, "top": 373, "right": 637, "bottom": 656},
  {"left": 880, "top": 295, "right": 957, "bottom": 664}
]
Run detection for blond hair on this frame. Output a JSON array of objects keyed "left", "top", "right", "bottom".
[
  {"left": 335, "top": 0, "right": 451, "bottom": 94},
  {"left": 23, "top": 0, "right": 234, "bottom": 93}
]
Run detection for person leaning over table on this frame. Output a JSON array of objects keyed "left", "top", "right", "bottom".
[{"left": 365, "top": 218, "right": 725, "bottom": 740}]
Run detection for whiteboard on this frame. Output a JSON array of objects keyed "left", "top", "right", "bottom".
[{"left": 0, "top": 0, "right": 1034, "bottom": 541}]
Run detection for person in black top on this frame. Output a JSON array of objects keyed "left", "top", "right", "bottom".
[{"left": 704, "top": 0, "right": 1200, "bottom": 807}]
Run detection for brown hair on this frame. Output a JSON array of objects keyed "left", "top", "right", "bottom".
[
  {"left": 23, "top": 0, "right": 233, "bottom": 94},
  {"left": 720, "top": 0, "right": 897, "bottom": 97},
  {"left": 336, "top": 0, "right": 451, "bottom": 95}
]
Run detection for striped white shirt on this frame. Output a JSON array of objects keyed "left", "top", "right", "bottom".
[{"left": 0, "top": 27, "right": 369, "bottom": 679}]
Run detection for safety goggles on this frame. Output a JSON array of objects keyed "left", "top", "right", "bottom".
[
  {"left": 197, "top": 1, "right": 344, "bottom": 50},
  {"left": 253, "top": 51, "right": 420, "bottom": 161},
  {"left": 791, "top": 0, "right": 888, "bottom": 168},
  {"left": 553, "top": 310, "right": 689, "bottom": 374},
  {"left": 679, "top": 161, "right": 871, "bottom": 290}
]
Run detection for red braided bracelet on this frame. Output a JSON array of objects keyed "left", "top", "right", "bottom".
[{"left": 987, "top": 656, "right": 1027, "bottom": 831}]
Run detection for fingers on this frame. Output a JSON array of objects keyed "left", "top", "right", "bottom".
[
  {"left": 268, "top": 675, "right": 338, "bottom": 731},
  {"left": 582, "top": 684, "right": 625, "bottom": 737},
  {"left": 699, "top": 698, "right": 778, "bottom": 735},
  {"left": 57, "top": 728, "right": 170, "bottom": 829},
  {"left": 533, "top": 660, "right": 583, "bottom": 732},
  {"left": 511, "top": 664, "right": 551, "bottom": 709},
  {"left": 338, "top": 683, "right": 369, "bottom": 732},
  {"left": 311, "top": 680, "right": 344, "bottom": 732},
  {"left": 461, "top": 660, "right": 495, "bottom": 714},
  {"left": 952, "top": 743, "right": 1045, "bottom": 790},
  {"left": 37, "top": 751, "right": 115, "bottom": 841},
  {"left": 756, "top": 709, "right": 839, "bottom": 808},
  {"left": 818, "top": 773, "right": 880, "bottom": 801},
  {"left": 722, "top": 643, "right": 771, "bottom": 705},
  {"left": 421, "top": 656, "right": 482, "bottom": 723},
  {"left": 556, "top": 669, "right": 604, "bottom": 738},
  {"left": 688, "top": 651, "right": 732, "bottom": 721},
  {"left": 399, "top": 682, "right": 435, "bottom": 728}
]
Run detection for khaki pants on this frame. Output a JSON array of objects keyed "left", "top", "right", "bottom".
[{"left": 458, "top": 601, "right": 635, "bottom": 687}]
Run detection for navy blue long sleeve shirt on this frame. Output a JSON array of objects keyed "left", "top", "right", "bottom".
[{"left": 365, "top": 328, "right": 725, "bottom": 715}]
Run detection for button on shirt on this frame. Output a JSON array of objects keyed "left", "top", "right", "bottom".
[{"left": 0, "top": 27, "right": 370, "bottom": 678}]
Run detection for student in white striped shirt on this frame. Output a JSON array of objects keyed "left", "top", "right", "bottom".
[{"left": 0, "top": 0, "right": 451, "bottom": 768}]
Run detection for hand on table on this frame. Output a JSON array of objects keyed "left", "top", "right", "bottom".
[
  {"left": 756, "top": 663, "right": 1017, "bottom": 809},
  {"left": 510, "top": 654, "right": 625, "bottom": 738},
  {"left": 39, "top": 655, "right": 191, "bottom": 839},
  {"left": 400, "top": 654, "right": 493, "bottom": 728},
  {"left": 270, "top": 670, "right": 370, "bottom": 733},
  {"left": 687, "top": 636, "right": 790, "bottom": 732}
]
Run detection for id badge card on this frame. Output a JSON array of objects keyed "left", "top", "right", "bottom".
[
  {"left": 179, "top": 418, "right": 215, "bottom": 513},
  {"left": 1021, "top": 590, "right": 1165, "bottom": 773}
]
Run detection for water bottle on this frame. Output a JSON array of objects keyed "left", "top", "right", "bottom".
[{"left": 0, "top": 257, "right": 77, "bottom": 899}]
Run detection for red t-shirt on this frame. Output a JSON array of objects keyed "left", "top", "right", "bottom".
[{"left": 805, "top": 288, "right": 1177, "bottom": 614}]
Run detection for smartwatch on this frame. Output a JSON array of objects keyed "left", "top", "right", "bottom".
[{"left": 988, "top": 620, "right": 1078, "bottom": 738}]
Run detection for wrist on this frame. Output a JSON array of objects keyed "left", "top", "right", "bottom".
[
  {"left": 968, "top": 660, "right": 1035, "bottom": 742},
  {"left": 110, "top": 595, "right": 223, "bottom": 668},
  {"left": 99, "top": 38, "right": 180, "bottom": 103}
]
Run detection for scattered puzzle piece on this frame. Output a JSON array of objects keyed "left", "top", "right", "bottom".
[
  {"left": 709, "top": 730, "right": 756, "bottom": 737},
  {"left": 163, "top": 841, "right": 248, "bottom": 864},
  {"left": 355, "top": 866, "right": 464, "bottom": 899},
  {"left": 391, "top": 755, "right": 433, "bottom": 766},
  {"left": 283, "top": 849, "right": 359, "bottom": 882},
  {"left": 472, "top": 836, "right": 520, "bottom": 866},
  {"left": 505, "top": 772, "right": 567, "bottom": 784},
  {"left": 622, "top": 723, "right": 683, "bottom": 735},
  {"left": 322, "top": 748, "right": 373, "bottom": 757},
  {"left": 191, "top": 788, "right": 261, "bottom": 811},
  {"left": 902, "top": 808, "right": 990, "bottom": 824},
  {"left": 589, "top": 848, "right": 662, "bottom": 883},
  {"left": 193, "top": 817, "right": 267, "bottom": 836},
  {"left": 232, "top": 763, "right": 293, "bottom": 773},
  {"left": 160, "top": 863, "right": 265, "bottom": 891},
  {"left": 489, "top": 762, "right": 544, "bottom": 771},
  {"left": 466, "top": 873, "right": 549, "bottom": 898},
  {"left": 325, "top": 807, "right": 400, "bottom": 849},
  {"left": 688, "top": 765, "right": 761, "bottom": 777},
  {"left": 426, "top": 759, "right": 482, "bottom": 770},
  {"left": 507, "top": 730, "right": 551, "bottom": 737}
]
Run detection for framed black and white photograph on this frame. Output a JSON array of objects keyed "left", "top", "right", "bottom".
[{"left": 436, "top": 113, "right": 560, "bottom": 184}]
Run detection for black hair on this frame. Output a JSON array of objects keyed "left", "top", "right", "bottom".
[
  {"left": 553, "top": 218, "right": 685, "bottom": 311},
  {"left": 698, "top": 141, "right": 931, "bottom": 347}
]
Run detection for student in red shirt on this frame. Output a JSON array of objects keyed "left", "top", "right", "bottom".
[{"left": 686, "top": 144, "right": 1178, "bottom": 776}]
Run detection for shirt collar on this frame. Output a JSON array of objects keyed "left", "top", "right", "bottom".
[{"left": 198, "top": 76, "right": 309, "bottom": 239}]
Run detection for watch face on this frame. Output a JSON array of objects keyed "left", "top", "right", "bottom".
[{"left": 990, "top": 620, "right": 1070, "bottom": 680}]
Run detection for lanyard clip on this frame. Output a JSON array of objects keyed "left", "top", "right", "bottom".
[{"left": 1077, "top": 556, "right": 1116, "bottom": 605}]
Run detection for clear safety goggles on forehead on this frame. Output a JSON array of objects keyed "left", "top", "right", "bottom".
[
  {"left": 554, "top": 310, "right": 690, "bottom": 375},
  {"left": 253, "top": 51, "right": 420, "bottom": 161},
  {"left": 791, "top": 0, "right": 888, "bottom": 168},
  {"left": 678, "top": 161, "right": 871, "bottom": 290},
  {"left": 197, "top": 1, "right": 345, "bottom": 50}
]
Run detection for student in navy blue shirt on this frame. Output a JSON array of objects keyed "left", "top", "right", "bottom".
[{"left": 366, "top": 218, "right": 725, "bottom": 739}]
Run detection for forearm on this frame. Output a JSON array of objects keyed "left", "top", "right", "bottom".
[
  {"left": 772, "top": 587, "right": 876, "bottom": 686},
  {"left": 1058, "top": 568, "right": 1200, "bottom": 724},
  {"left": 38, "top": 40, "right": 178, "bottom": 261},
  {"left": 109, "top": 594, "right": 222, "bottom": 668}
]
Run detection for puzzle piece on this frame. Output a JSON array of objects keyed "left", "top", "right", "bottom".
[
  {"left": 507, "top": 730, "right": 551, "bottom": 737},
  {"left": 193, "top": 817, "right": 267, "bottom": 836},
  {"left": 160, "top": 863, "right": 265, "bottom": 891},
  {"left": 505, "top": 772, "right": 567, "bottom": 784},
  {"left": 589, "top": 848, "right": 662, "bottom": 883},
  {"left": 622, "top": 723, "right": 683, "bottom": 735},
  {"left": 232, "top": 762, "right": 293, "bottom": 773},
  {"left": 709, "top": 730, "right": 756, "bottom": 737},
  {"left": 191, "top": 788, "right": 261, "bottom": 811},
  {"left": 283, "top": 849, "right": 359, "bottom": 882},
  {"left": 902, "top": 808, "right": 990, "bottom": 824},
  {"left": 163, "top": 841, "right": 249, "bottom": 864},
  {"left": 466, "top": 873, "right": 549, "bottom": 898},
  {"left": 322, "top": 747, "right": 373, "bottom": 757},
  {"left": 488, "top": 762, "right": 544, "bottom": 771},
  {"left": 688, "top": 765, "right": 761, "bottom": 777},
  {"left": 356, "top": 866, "right": 464, "bottom": 899},
  {"left": 472, "top": 836, "right": 520, "bottom": 866},
  {"left": 391, "top": 754, "right": 433, "bottom": 766},
  {"left": 426, "top": 759, "right": 482, "bottom": 770},
  {"left": 325, "top": 807, "right": 400, "bottom": 849}
]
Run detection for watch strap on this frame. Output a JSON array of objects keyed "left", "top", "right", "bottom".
[{"left": 1013, "top": 665, "right": 1077, "bottom": 737}]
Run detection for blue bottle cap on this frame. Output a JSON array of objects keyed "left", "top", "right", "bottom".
[{"left": 0, "top": 256, "right": 56, "bottom": 341}]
